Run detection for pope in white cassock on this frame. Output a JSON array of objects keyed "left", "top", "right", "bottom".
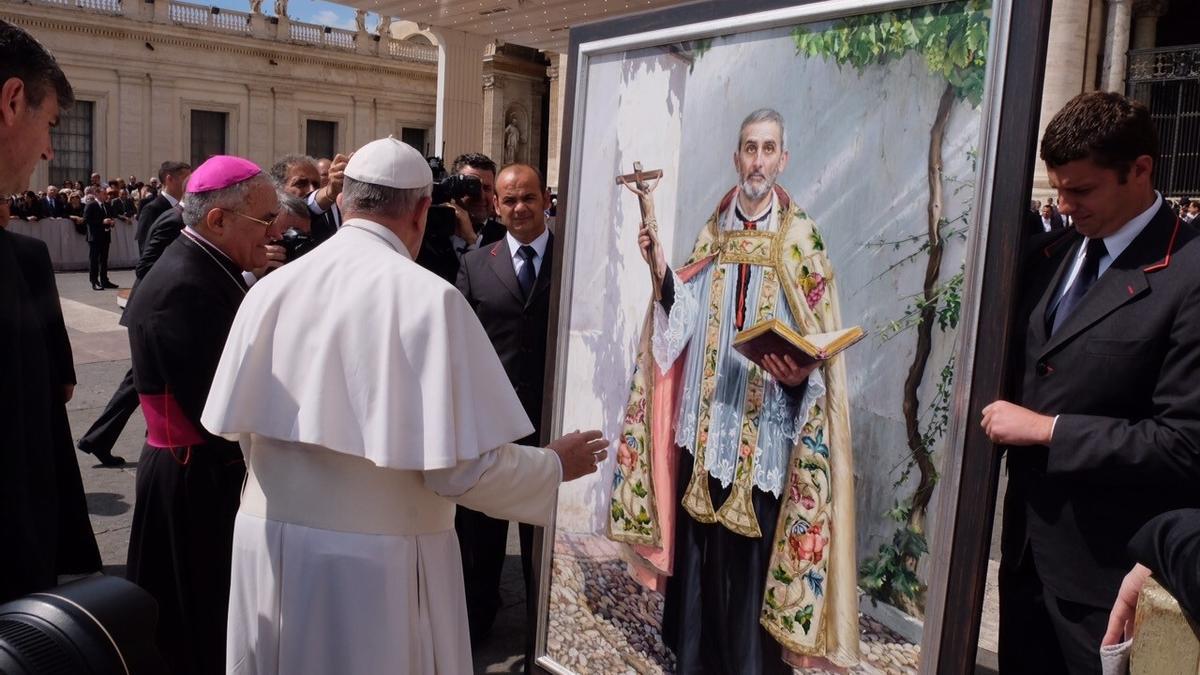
[{"left": 201, "top": 137, "right": 608, "bottom": 674}]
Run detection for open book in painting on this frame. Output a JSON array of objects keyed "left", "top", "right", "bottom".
[{"left": 732, "top": 319, "right": 865, "bottom": 368}]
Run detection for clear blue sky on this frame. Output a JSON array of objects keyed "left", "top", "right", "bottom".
[{"left": 207, "top": 0, "right": 374, "bottom": 31}]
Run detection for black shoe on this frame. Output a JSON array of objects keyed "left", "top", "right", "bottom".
[
  {"left": 101, "top": 280, "right": 118, "bottom": 289},
  {"left": 91, "top": 283, "right": 104, "bottom": 291},
  {"left": 95, "top": 451, "right": 126, "bottom": 467},
  {"left": 78, "top": 442, "right": 125, "bottom": 467}
]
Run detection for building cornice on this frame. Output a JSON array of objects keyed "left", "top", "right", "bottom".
[{"left": 0, "top": 5, "right": 438, "bottom": 83}]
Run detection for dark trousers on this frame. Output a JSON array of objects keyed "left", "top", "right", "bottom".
[
  {"left": 78, "top": 368, "right": 139, "bottom": 455},
  {"left": 455, "top": 507, "right": 535, "bottom": 644},
  {"left": 998, "top": 551, "right": 1109, "bottom": 675},
  {"left": 88, "top": 239, "right": 110, "bottom": 284},
  {"left": 662, "top": 451, "right": 791, "bottom": 675}
]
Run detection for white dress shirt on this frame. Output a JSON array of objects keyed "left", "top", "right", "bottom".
[
  {"left": 1055, "top": 192, "right": 1161, "bottom": 303},
  {"left": 506, "top": 227, "right": 550, "bottom": 279}
]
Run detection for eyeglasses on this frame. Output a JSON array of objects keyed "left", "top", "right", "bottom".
[{"left": 221, "top": 209, "right": 277, "bottom": 231}]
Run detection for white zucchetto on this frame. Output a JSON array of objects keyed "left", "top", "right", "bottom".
[{"left": 344, "top": 136, "right": 432, "bottom": 189}]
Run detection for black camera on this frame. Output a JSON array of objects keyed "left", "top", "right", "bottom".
[
  {"left": 279, "top": 228, "right": 316, "bottom": 262},
  {"left": 431, "top": 173, "right": 483, "bottom": 206}
]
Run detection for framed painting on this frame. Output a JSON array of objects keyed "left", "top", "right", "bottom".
[{"left": 535, "top": 0, "right": 1051, "bottom": 672}]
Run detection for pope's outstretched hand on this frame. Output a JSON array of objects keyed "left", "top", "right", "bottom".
[{"left": 548, "top": 430, "right": 610, "bottom": 482}]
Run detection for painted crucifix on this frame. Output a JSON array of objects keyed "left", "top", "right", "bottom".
[{"left": 615, "top": 161, "right": 665, "bottom": 300}]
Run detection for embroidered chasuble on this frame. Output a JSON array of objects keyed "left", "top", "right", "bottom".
[{"left": 609, "top": 186, "right": 859, "bottom": 666}]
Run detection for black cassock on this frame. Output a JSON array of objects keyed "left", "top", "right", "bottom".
[
  {"left": 122, "top": 232, "right": 247, "bottom": 675},
  {"left": 0, "top": 230, "right": 57, "bottom": 603},
  {"left": 8, "top": 231, "right": 102, "bottom": 576}
]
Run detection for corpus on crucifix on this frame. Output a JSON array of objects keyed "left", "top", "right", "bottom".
[{"left": 615, "top": 161, "right": 665, "bottom": 300}]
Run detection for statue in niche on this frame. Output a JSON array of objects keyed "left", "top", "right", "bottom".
[
  {"left": 249, "top": 0, "right": 263, "bottom": 15},
  {"left": 504, "top": 113, "right": 522, "bottom": 164},
  {"left": 273, "top": 0, "right": 287, "bottom": 17},
  {"left": 355, "top": 10, "right": 366, "bottom": 33},
  {"left": 377, "top": 15, "right": 392, "bottom": 36}
]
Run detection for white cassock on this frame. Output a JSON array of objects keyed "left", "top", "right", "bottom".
[{"left": 201, "top": 218, "right": 561, "bottom": 675}]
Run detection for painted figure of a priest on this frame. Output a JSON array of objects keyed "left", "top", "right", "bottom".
[{"left": 610, "top": 108, "right": 860, "bottom": 671}]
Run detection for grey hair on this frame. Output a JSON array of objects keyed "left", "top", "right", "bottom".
[
  {"left": 341, "top": 176, "right": 431, "bottom": 218},
  {"left": 269, "top": 153, "right": 317, "bottom": 186},
  {"left": 277, "top": 191, "right": 310, "bottom": 219},
  {"left": 182, "top": 172, "right": 273, "bottom": 229},
  {"left": 738, "top": 108, "right": 788, "bottom": 151}
]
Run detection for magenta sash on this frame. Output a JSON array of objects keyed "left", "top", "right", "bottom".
[{"left": 139, "top": 393, "right": 205, "bottom": 448}]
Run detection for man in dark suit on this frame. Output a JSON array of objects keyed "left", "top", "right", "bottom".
[
  {"left": 83, "top": 186, "right": 117, "bottom": 290},
  {"left": 455, "top": 163, "right": 554, "bottom": 649},
  {"left": 136, "top": 160, "right": 190, "bottom": 252},
  {"left": 983, "top": 91, "right": 1200, "bottom": 674},
  {"left": 78, "top": 199, "right": 185, "bottom": 466},
  {"left": 43, "top": 184, "right": 66, "bottom": 218},
  {"left": 1037, "top": 203, "right": 1065, "bottom": 232}
]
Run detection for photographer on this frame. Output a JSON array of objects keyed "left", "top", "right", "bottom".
[
  {"left": 274, "top": 192, "right": 317, "bottom": 264},
  {"left": 416, "top": 152, "right": 505, "bottom": 283}
]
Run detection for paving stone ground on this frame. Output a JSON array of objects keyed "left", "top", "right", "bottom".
[{"left": 57, "top": 269, "right": 1000, "bottom": 674}]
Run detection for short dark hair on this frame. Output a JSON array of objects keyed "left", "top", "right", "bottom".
[
  {"left": 269, "top": 153, "right": 317, "bottom": 185},
  {"left": 498, "top": 163, "right": 546, "bottom": 193},
  {"left": 0, "top": 19, "right": 74, "bottom": 110},
  {"left": 451, "top": 153, "right": 497, "bottom": 177},
  {"left": 1040, "top": 92, "right": 1158, "bottom": 181},
  {"left": 158, "top": 161, "right": 191, "bottom": 184}
]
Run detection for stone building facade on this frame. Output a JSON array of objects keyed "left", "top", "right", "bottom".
[
  {"left": 3, "top": 0, "right": 440, "bottom": 190},
  {"left": 482, "top": 42, "right": 549, "bottom": 174},
  {"left": 1034, "top": 0, "right": 1198, "bottom": 196}
]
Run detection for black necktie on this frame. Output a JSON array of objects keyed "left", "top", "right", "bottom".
[
  {"left": 517, "top": 245, "right": 537, "bottom": 299},
  {"left": 1049, "top": 237, "right": 1107, "bottom": 335}
]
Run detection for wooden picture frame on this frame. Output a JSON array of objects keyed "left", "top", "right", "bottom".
[{"left": 534, "top": 1, "right": 1052, "bottom": 672}]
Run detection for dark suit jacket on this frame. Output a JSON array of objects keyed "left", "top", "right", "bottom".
[
  {"left": 136, "top": 207, "right": 184, "bottom": 280},
  {"left": 1129, "top": 509, "right": 1200, "bottom": 621},
  {"left": 135, "top": 194, "right": 172, "bottom": 252},
  {"left": 83, "top": 201, "right": 111, "bottom": 243},
  {"left": 1004, "top": 202, "right": 1200, "bottom": 608},
  {"left": 42, "top": 197, "right": 66, "bottom": 219},
  {"left": 8, "top": 232, "right": 74, "bottom": 388},
  {"left": 456, "top": 233, "right": 554, "bottom": 444},
  {"left": 113, "top": 197, "right": 136, "bottom": 219},
  {"left": 310, "top": 202, "right": 340, "bottom": 244}
]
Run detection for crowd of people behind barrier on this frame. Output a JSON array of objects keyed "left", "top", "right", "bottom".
[{"left": 6, "top": 174, "right": 159, "bottom": 229}]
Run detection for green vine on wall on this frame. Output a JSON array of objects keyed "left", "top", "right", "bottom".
[{"left": 793, "top": 0, "right": 990, "bottom": 616}]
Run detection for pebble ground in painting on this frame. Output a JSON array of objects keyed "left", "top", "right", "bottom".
[{"left": 547, "top": 533, "right": 920, "bottom": 674}]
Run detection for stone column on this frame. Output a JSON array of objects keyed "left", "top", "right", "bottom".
[
  {"left": 117, "top": 72, "right": 148, "bottom": 175},
  {"left": 272, "top": 89, "right": 297, "bottom": 158},
  {"left": 148, "top": 77, "right": 179, "bottom": 165},
  {"left": 545, "top": 52, "right": 567, "bottom": 193},
  {"left": 1101, "top": 0, "right": 1133, "bottom": 92},
  {"left": 246, "top": 85, "right": 274, "bottom": 168},
  {"left": 428, "top": 26, "right": 487, "bottom": 162},
  {"left": 481, "top": 73, "right": 500, "bottom": 162},
  {"left": 1132, "top": 0, "right": 1166, "bottom": 50},
  {"left": 1032, "top": 0, "right": 1091, "bottom": 192},
  {"left": 352, "top": 95, "right": 375, "bottom": 151}
]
